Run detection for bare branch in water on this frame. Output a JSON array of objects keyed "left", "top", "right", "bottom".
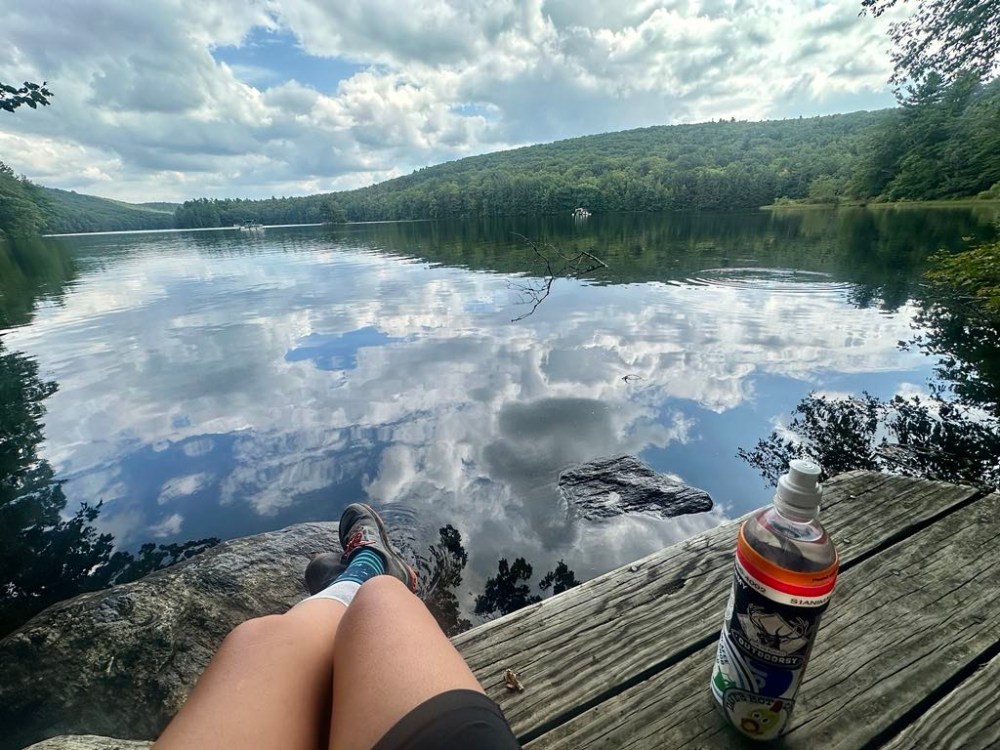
[{"left": 508, "top": 234, "right": 608, "bottom": 322}]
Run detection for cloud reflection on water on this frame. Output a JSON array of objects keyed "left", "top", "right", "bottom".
[{"left": 5, "top": 223, "right": 932, "bottom": 609}]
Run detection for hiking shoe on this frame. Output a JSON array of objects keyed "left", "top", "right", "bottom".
[
  {"left": 304, "top": 552, "right": 346, "bottom": 595},
  {"left": 339, "top": 503, "right": 418, "bottom": 592}
]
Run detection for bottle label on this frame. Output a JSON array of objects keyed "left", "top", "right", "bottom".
[{"left": 711, "top": 533, "right": 836, "bottom": 741}]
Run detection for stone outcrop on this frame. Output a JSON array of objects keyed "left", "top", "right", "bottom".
[
  {"left": 24, "top": 737, "right": 151, "bottom": 750},
  {"left": 0, "top": 522, "right": 341, "bottom": 750},
  {"left": 559, "top": 455, "right": 713, "bottom": 520}
]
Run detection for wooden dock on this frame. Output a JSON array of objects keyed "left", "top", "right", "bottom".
[{"left": 453, "top": 471, "right": 1000, "bottom": 749}]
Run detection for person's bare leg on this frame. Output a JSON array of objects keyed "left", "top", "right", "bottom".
[
  {"left": 154, "top": 598, "right": 345, "bottom": 750},
  {"left": 329, "top": 576, "right": 486, "bottom": 750}
]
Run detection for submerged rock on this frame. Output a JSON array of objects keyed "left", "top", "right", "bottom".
[
  {"left": 0, "top": 522, "right": 341, "bottom": 750},
  {"left": 559, "top": 455, "right": 713, "bottom": 520}
]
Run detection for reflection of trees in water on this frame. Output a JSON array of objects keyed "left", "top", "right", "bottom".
[
  {"left": 0, "top": 238, "right": 218, "bottom": 637},
  {"left": 340, "top": 206, "right": 999, "bottom": 314},
  {"left": 741, "top": 240, "right": 1000, "bottom": 491},
  {"left": 414, "top": 524, "right": 581, "bottom": 633},
  {"left": 739, "top": 391, "right": 1000, "bottom": 491},
  {"left": 417, "top": 525, "right": 472, "bottom": 636},
  {"left": 739, "top": 223, "right": 1000, "bottom": 489},
  {"left": 906, "top": 277, "right": 1000, "bottom": 417},
  {"left": 474, "top": 557, "right": 581, "bottom": 619}
]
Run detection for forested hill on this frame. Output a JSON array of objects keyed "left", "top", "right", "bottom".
[
  {"left": 1, "top": 166, "right": 179, "bottom": 236},
  {"left": 37, "top": 188, "right": 176, "bottom": 234},
  {"left": 175, "top": 110, "right": 890, "bottom": 226},
  {"left": 174, "top": 76, "right": 1000, "bottom": 227},
  {"left": 4, "top": 75, "right": 998, "bottom": 236}
]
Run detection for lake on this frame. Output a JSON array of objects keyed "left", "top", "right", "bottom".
[{"left": 2, "top": 206, "right": 998, "bottom": 627}]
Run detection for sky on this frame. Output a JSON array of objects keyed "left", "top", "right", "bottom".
[{"left": 0, "top": 0, "right": 901, "bottom": 203}]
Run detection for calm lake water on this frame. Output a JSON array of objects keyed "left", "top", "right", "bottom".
[{"left": 3, "top": 206, "right": 999, "bottom": 621}]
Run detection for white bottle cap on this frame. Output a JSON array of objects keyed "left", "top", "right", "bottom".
[{"left": 775, "top": 459, "right": 823, "bottom": 518}]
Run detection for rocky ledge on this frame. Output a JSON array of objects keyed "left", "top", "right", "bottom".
[
  {"left": 1, "top": 522, "right": 341, "bottom": 750},
  {"left": 559, "top": 455, "right": 713, "bottom": 519},
  {"left": 24, "top": 738, "right": 150, "bottom": 750}
]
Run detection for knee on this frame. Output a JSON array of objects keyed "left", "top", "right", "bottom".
[
  {"left": 221, "top": 614, "right": 285, "bottom": 653},
  {"left": 351, "top": 575, "right": 411, "bottom": 611}
]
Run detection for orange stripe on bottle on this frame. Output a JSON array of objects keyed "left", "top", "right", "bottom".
[{"left": 737, "top": 525, "right": 838, "bottom": 593}]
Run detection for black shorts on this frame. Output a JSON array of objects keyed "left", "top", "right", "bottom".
[{"left": 373, "top": 689, "right": 521, "bottom": 749}]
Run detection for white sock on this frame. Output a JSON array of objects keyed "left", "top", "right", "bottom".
[{"left": 302, "top": 579, "right": 361, "bottom": 608}]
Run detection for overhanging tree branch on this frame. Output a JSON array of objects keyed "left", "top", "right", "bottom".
[{"left": 0, "top": 81, "right": 53, "bottom": 114}]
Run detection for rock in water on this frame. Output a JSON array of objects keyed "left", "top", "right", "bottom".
[
  {"left": 559, "top": 455, "right": 713, "bottom": 520},
  {"left": 24, "top": 737, "right": 150, "bottom": 750},
  {"left": 0, "top": 522, "right": 340, "bottom": 750}
]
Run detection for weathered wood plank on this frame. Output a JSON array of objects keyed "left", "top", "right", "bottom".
[
  {"left": 881, "top": 647, "right": 1000, "bottom": 750},
  {"left": 455, "top": 472, "right": 977, "bottom": 739},
  {"left": 529, "top": 490, "right": 1000, "bottom": 749}
]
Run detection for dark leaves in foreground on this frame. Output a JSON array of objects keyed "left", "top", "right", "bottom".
[
  {"left": 861, "top": 0, "right": 1000, "bottom": 97},
  {"left": 0, "top": 81, "right": 53, "bottom": 114}
]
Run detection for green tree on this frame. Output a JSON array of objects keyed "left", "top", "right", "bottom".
[
  {"left": 474, "top": 558, "right": 540, "bottom": 618},
  {"left": 474, "top": 556, "right": 581, "bottom": 618},
  {"left": 0, "top": 163, "right": 45, "bottom": 237},
  {"left": 862, "top": 0, "right": 1000, "bottom": 96},
  {"left": 906, "top": 241, "right": 1000, "bottom": 414},
  {"left": 0, "top": 81, "right": 52, "bottom": 113},
  {"left": 322, "top": 199, "right": 348, "bottom": 224}
]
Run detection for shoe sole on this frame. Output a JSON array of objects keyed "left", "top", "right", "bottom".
[{"left": 346, "top": 502, "right": 418, "bottom": 593}]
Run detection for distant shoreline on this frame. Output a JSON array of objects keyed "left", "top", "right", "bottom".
[
  {"left": 763, "top": 198, "right": 1000, "bottom": 210},
  {"left": 42, "top": 222, "right": 327, "bottom": 238}
]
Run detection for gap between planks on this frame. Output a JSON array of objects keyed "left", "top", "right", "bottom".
[
  {"left": 527, "top": 489, "right": 1000, "bottom": 749},
  {"left": 450, "top": 473, "right": 983, "bottom": 744}
]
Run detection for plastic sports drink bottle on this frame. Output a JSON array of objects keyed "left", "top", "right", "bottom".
[{"left": 710, "top": 459, "right": 838, "bottom": 740}]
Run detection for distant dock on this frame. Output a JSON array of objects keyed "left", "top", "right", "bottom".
[{"left": 454, "top": 472, "right": 1000, "bottom": 748}]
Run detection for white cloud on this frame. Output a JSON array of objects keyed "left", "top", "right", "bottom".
[
  {"left": 5, "top": 227, "right": 930, "bottom": 584},
  {"left": 0, "top": 0, "right": 898, "bottom": 200},
  {"left": 149, "top": 513, "right": 185, "bottom": 538}
]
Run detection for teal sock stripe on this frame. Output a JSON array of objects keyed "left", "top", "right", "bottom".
[{"left": 337, "top": 548, "right": 386, "bottom": 585}]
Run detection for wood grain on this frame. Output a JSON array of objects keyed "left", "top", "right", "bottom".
[
  {"left": 881, "top": 646, "right": 1000, "bottom": 750},
  {"left": 454, "top": 472, "right": 978, "bottom": 739},
  {"left": 529, "top": 490, "right": 1000, "bottom": 749}
]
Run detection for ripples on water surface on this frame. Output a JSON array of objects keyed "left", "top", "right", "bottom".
[{"left": 3, "top": 207, "right": 998, "bottom": 620}]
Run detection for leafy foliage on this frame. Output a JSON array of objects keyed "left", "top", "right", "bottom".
[
  {"left": 0, "top": 81, "right": 52, "bottom": 114},
  {"left": 0, "top": 162, "right": 47, "bottom": 237},
  {"left": 1, "top": 169, "right": 174, "bottom": 236},
  {"left": 850, "top": 77, "right": 1000, "bottom": 200},
  {"left": 743, "top": 228, "right": 1000, "bottom": 493},
  {"left": 861, "top": 0, "right": 1000, "bottom": 95},
  {"left": 474, "top": 558, "right": 540, "bottom": 618},
  {"left": 926, "top": 241, "right": 1000, "bottom": 315},
  {"left": 538, "top": 561, "right": 581, "bottom": 595},
  {"left": 907, "top": 242, "right": 1000, "bottom": 414}
]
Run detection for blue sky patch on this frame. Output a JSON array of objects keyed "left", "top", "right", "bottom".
[
  {"left": 285, "top": 326, "right": 402, "bottom": 371},
  {"left": 212, "top": 27, "right": 364, "bottom": 94}
]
